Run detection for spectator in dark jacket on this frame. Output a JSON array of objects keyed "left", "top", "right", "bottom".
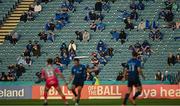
[
  {"left": 119, "top": 29, "right": 127, "bottom": 44},
  {"left": 167, "top": 52, "right": 176, "bottom": 66},
  {"left": 165, "top": 10, "right": 174, "bottom": 22},
  {"left": 95, "top": 0, "right": 102, "bottom": 13}
]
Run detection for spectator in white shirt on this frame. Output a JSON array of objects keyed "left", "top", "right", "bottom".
[
  {"left": 34, "top": 3, "right": 42, "bottom": 13},
  {"left": 68, "top": 40, "right": 77, "bottom": 52}
]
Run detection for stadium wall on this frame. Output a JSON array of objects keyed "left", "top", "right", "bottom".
[{"left": 0, "top": 85, "right": 179, "bottom": 99}]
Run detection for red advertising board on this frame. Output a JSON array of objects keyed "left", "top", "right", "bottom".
[{"left": 32, "top": 85, "right": 180, "bottom": 99}]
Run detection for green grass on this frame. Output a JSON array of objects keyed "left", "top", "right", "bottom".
[{"left": 0, "top": 99, "right": 180, "bottom": 105}]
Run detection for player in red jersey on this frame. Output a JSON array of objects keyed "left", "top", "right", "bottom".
[{"left": 41, "top": 58, "right": 68, "bottom": 106}]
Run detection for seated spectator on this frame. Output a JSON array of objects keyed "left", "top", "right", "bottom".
[
  {"left": 6, "top": 31, "right": 20, "bottom": 45},
  {"left": 149, "top": 28, "right": 163, "bottom": 41},
  {"left": 152, "top": 20, "right": 159, "bottom": 29},
  {"left": 137, "top": 1, "right": 145, "bottom": 10},
  {"left": 167, "top": 52, "right": 176, "bottom": 66},
  {"left": 116, "top": 71, "right": 124, "bottom": 81},
  {"left": 117, "top": 10, "right": 131, "bottom": 21},
  {"left": 54, "top": 56, "right": 64, "bottom": 72},
  {"left": 68, "top": 40, "right": 76, "bottom": 52},
  {"left": 158, "top": 8, "right": 166, "bottom": 20},
  {"left": 7, "top": 64, "right": 16, "bottom": 76},
  {"left": 56, "top": 20, "right": 65, "bottom": 30},
  {"left": 90, "top": 21, "right": 97, "bottom": 32},
  {"left": 124, "top": 17, "right": 134, "bottom": 30},
  {"left": 69, "top": 49, "right": 76, "bottom": 60},
  {"left": 45, "top": 21, "right": 55, "bottom": 31},
  {"left": 162, "top": 71, "right": 172, "bottom": 83},
  {"left": 26, "top": 40, "right": 33, "bottom": 52},
  {"left": 27, "top": 10, "right": 35, "bottom": 21},
  {"left": 47, "top": 32, "right": 55, "bottom": 42},
  {"left": 97, "top": 40, "right": 107, "bottom": 53},
  {"left": 17, "top": 55, "right": 26, "bottom": 65},
  {"left": 137, "top": 19, "right": 145, "bottom": 31},
  {"left": 164, "top": 0, "right": 173, "bottom": 10},
  {"left": 32, "top": 42, "right": 41, "bottom": 58},
  {"left": 25, "top": 56, "right": 32, "bottom": 66},
  {"left": 34, "top": 2, "right": 42, "bottom": 13},
  {"left": 38, "top": 31, "right": 47, "bottom": 42},
  {"left": 16, "top": 64, "right": 25, "bottom": 78},
  {"left": 110, "top": 29, "right": 120, "bottom": 41},
  {"left": 75, "top": 31, "right": 83, "bottom": 42},
  {"left": 97, "top": 21, "right": 105, "bottom": 31},
  {"left": 165, "top": 10, "right": 174, "bottom": 22},
  {"left": 89, "top": 10, "right": 97, "bottom": 21},
  {"left": 0, "top": 72, "right": 7, "bottom": 81},
  {"left": 29, "top": 4, "right": 34, "bottom": 11},
  {"left": 155, "top": 71, "right": 163, "bottom": 81},
  {"left": 176, "top": 53, "right": 180, "bottom": 63},
  {"left": 82, "top": 30, "right": 90, "bottom": 42},
  {"left": 119, "top": 29, "right": 127, "bottom": 44},
  {"left": 130, "top": 9, "right": 138, "bottom": 21},
  {"left": 107, "top": 47, "right": 114, "bottom": 57},
  {"left": 24, "top": 49, "right": 31, "bottom": 57},
  {"left": 20, "top": 12, "right": 28, "bottom": 23},
  {"left": 35, "top": 72, "right": 43, "bottom": 83},
  {"left": 130, "top": 1, "right": 137, "bottom": 10},
  {"left": 7, "top": 72, "right": 16, "bottom": 81},
  {"left": 95, "top": 0, "right": 102, "bottom": 13},
  {"left": 60, "top": 43, "right": 68, "bottom": 57}
]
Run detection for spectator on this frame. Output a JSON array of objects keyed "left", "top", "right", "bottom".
[
  {"left": 34, "top": 2, "right": 42, "bottom": 13},
  {"left": 90, "top": 21, "right": 97, "bottom": 32},
  {"left": 97, "top": 21, "right": 105, "bottom": 31},
  {"left": 137, "top": 19, "right": 145, "bottom": 31},
  {"left": 167, "top": 52, "right": 176, "bottom": 66},
  {"left": 47, "top": 32, "right": 55, "bottom": 42},
  {"left": 155, "top": 71, "right": 163, "bottom": 81},
  {"left": 27, "top": 10, "right": 35, "bottom": 21},
  {"left": 116, "top": 71, "right": 124, "bottom": 81},
  {"left": 54, "top": 56, "right": 64, "bottom": 72},
  {"left": 95, "top": 0, "right": 102, "bottom": 13},
  {"left": 32, "top": 42, "right": 41, "bottom": 58},
  {"left": 16, "top": 64, "right": 25, "bottom": 78},
  {"left": 158, "top": 8, "right": 166, "bottom": 20},
  {"left": 60, "top": 43, "right": 68, "bottom": 57},
  {"left": 9, "top": 31, "right": 20, "bottom": 45},
  {"left": 17, "top": 55, "right": 26, "bottom": 65},
  {"left": 162, "top": 71, "right": 172, "bottom": 83},
  {"left": 124, "top": 17, "right": 134, "bottom": 30},
  {"left": 165, "top": 10, "right": 174, "bottom": 22},
  {"left": 176, "top": 53, "right": 180, "bottom": 63},
  {"left": 68, "top": 40, "right": 76, "bottom": 52},
  {"left": 149, "top": 28, "right": 163, "bottom": 41},
  {"left": 130, "top": 9, "right": 138, "bottom": 21},
  {"left": 26, "top": 40, "right": 33, "bottom": 52},
  {"left": 107, "top": 47, "right": 114, "bottom": 57},
  {"left": 119, "top": 29, "right": 127, "bottom": 44},
  {"left": 7, "top": 72, "right": 16, "bottom": 81},
  {"left": 24, "top": 49, "right": 31, "bottom": 57},
  {"left": 82, "top": 30, "right": 90, "bottom": 42},
  {"left": 97, "top": 40, "right": 107, "bottom": 53},
  {"left": 38, "top": 31, "right": 47, "bottom": 42},
  {"left": 110, "top": 29, "right": 120, "bottom": 41},
  {"left": 137, "top": 1, "right": 145, "bottom": 10},
  {"left": 29, "top": 4, "right": 34, "bottom": 11},
  {"left": 45, "top": 21, "right": 55, "bottom": 31},
  {"left": 20, "top": 12, "right": 28, "bottom": 22},
  {"left": 75, "top": 31, "right": 83, "bottom": 42},
  {"left": 130, "top": 1, "right": 137, "bottom": 10},
  {"left": 35, "top": 72, "right": 43, "bottom": 83},
  {"left": 0, "top": 72, "right": 7, "bottom": 81},
  {"left": 145, "top": 19, "right": 151, "bottom": 29},
  {"left": 164, "top": 0, "right": 173, "bottom": 10},
  {"left": 56, "top": 20, "right": 64, "bottom": 30},
  {"left": 25, "top": 56, "right": 32, "bottom": 66}
]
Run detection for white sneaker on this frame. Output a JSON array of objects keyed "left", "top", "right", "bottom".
[{"left": 75, "top": 103, "right": 79, "bottom": 106}]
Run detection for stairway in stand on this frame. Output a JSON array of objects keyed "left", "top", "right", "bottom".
[{"left": 0, "top": 0, "right": 34, "bottom": 45}]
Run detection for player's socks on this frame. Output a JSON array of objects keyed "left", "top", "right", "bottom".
[
  {"left": 44, "top": 92, "right": 48, "bottom": 100},
  {"left": 133, "top": 91, "right": 141, "bottom": 100},
  {"left": 123, "top": 93, "right": 130, "bottom": 105},
  {"left": 72, "top": 90, "right": 77, "bottom": 97}
]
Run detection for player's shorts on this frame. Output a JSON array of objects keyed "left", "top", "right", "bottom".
[
  {"left": 45, "top": 79, "right": 59, "bottom": 89},
  {"left": 128, "top": 79, "right": 142, "bottom": 88},
  {"left": 72, "top": 80, "right": 84, "bottom": 88}
]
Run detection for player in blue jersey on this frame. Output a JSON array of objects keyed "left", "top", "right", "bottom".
[
  {"left": 69, "top": 58, "right": 87, "bottom": 106},
  {"left": 122, "top": 52, "right": 145, "bottom": 106}
]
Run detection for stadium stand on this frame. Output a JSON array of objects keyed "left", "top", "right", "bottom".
[{"left": 0, "top": 0, "right": 179, "bottom": 84}]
